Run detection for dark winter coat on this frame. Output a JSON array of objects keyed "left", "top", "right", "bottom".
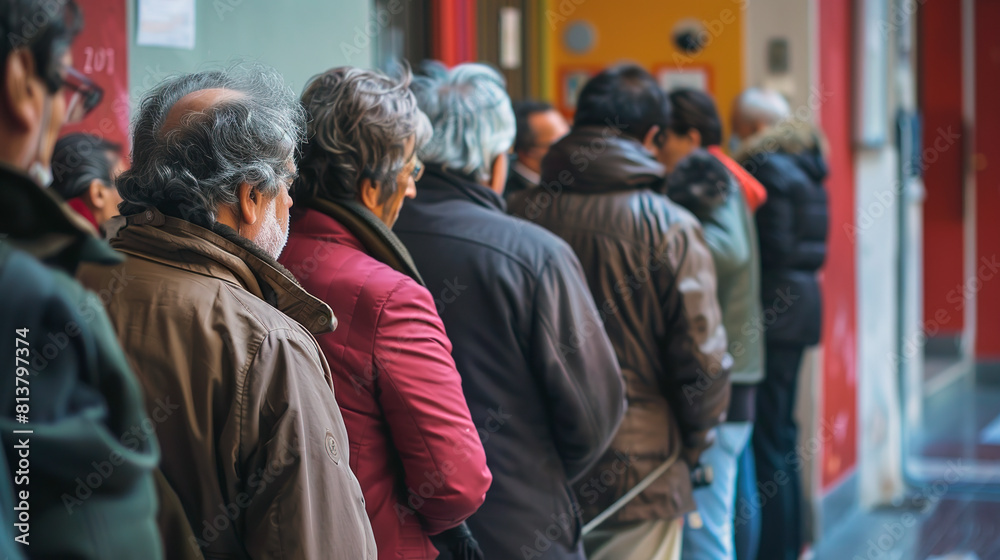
[
  {"left": 394, "top": 165, "right": 626, "bottom": 560},
  {"left": 734, "top": 121, "right": 829, "bottom": 346}
]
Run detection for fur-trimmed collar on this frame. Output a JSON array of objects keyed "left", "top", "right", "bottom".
[{"left": 733, "top": 119, "right": 827, "bottom": 163}]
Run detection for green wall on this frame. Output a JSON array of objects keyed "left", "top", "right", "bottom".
[{"left": 127, "top": 0, "right": 373, "bottom": 101}]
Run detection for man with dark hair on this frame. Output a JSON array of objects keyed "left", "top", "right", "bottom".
[
  {"left": 77, "top": 65, "right": 377, "bottom": 559},
  {"left": 506, "top": 99, "right": 568, "bottom": 201},
  {"left": 51, "top": 133, "right": 125, "bottom": 234},
  {"left": 0, "top": 1, "right": 160, "bottom": 558},
  {"left": 511, "top": 65, "right": 730, "bottom": 560}
]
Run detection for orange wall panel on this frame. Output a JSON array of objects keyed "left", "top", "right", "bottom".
[{"left": 544, "top": 0, "right": 744, "bottom": 137}]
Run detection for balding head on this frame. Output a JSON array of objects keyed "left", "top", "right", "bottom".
[
  {"left": 116, "top": 64, "right": 305, "bottom": 229},
  {"left": 159, "top": 88, "right": 246, "bottom": 136},
  {"left": 731, "top": 88, "right": 791, "bottom": 141}
]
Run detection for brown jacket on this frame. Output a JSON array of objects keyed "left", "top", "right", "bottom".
[
  {"left": 78, "top": 209, "right": 377, "bottom": 559},
  {"left": 511, "top": 128, "right": 731, "bottom": 525}
]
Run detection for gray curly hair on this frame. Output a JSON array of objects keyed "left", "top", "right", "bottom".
[
  {"left": 117, "top": 63, "right": 305, "bottom": 228},
  {"left": 410, "top": 62, "right": 515, "bottom": 184},
  {"left": 296, "top": 65, "right": 432, "bottom": 205}
]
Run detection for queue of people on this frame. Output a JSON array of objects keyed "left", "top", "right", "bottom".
[{"left": 0, "top": 1, "right": 829, "bottom": 559}]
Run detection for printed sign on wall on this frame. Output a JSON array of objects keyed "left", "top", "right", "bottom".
[{"left": 61, "top": 0, "right": 130, "bottom": 150}]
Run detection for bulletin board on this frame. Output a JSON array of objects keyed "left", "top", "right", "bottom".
[{"left": 60, "top": 0, "right": 130, "bottom": 150}]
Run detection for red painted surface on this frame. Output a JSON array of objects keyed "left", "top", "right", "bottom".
[
  {"left": 974, "top": 0, "right": 1000, "bottom": 358},
  {"left": 60, "top": 0, "right": 129, "bottom": 150},
  {"left": 432, "top": 0, "right": 477, "bottom": 65},
  {"left": 919, "top": 0, "right": 966, "bottom": 335},
  {"left": 818, "top": 0, "right": 857, "bottom": 491}
]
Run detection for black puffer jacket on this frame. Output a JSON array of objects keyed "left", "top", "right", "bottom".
[
  {"left": 395, "top": 165, "right": 626, "bottom": 560},
  {"left": 735, "top": 121, "right": 829, "bottom": 346},
  {"left": 510, "top": 128, "right": 730, "bottom": 526}
]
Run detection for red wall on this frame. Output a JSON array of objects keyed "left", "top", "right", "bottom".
[
  {"left": 431, "top": 0, "right": 477, "bottom": 65},
  {"left": 818, "top": 0, "right": 858, "bottom": 491},
  {"left": 920, "top": 0, "right": 966, "bottom": 335},
  {"left": 975, "top": 0, "right": 1000, "bottom": 358},
  {"left": 59, "top": 0, "right": 129, "bottom": 149}
]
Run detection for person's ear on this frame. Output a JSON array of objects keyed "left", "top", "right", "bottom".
[
  {"left": 642, "top": 125, "right": 661, "bottom": 152},
  {"left": 87, "top": 179, "right": 106, "bottom": 209},
  {"left": 489, "top": 153, "right": 508, "bottom": 195},
  {"left": 2, "top": 50, "right": 41, "bottom": 132},
  {"left": 358, "top": 178, "right": 381, "bottom": 214},
  {"left": 688, "top": 128, "right": 702, "bottom": 148},
  {"left": 237, "top": 182, "right": 260, "bottom": 226}
]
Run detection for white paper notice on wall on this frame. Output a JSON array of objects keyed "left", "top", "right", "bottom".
[
  {"left": 499, "top": 7, "right": 521, "bottom": 69},
  {"left": 657, "top": 68, "right": 708, "bottom": 92},
  {"left": 137, "top": 0, "right": 196, "bottom": 50}
]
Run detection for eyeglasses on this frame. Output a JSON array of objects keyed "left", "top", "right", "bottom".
[
  {"left": 410, "top": 158, "right": 424, "bottom": 181},
  {"left": 61, "top": 66, "right": 103, "bottom": 123}
]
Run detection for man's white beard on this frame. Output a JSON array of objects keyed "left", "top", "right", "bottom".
[{"left": 253, "top": 197, "right": 289, "bottom": 260}]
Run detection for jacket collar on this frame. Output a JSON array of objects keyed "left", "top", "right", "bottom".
[
  {"left": 302, "top": 197, "right": 425, "bottom": 286},
  {"left": 540, "top": 126, "right": 666, "bottom": 194},
  {"left": 418, "top": 164, "right": 507, "bottom": 213},
  {"left": 0, "top": 162, "right": 121, "bottom": 273},
  {"left": 112, "top": 208, "right": 336, "bottom": 334},
  {"left": 733, "top": 120, "right": 829, "bottom": 182}
]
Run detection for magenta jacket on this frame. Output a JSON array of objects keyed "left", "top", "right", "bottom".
[{"left": 280, "top": 204, "right": 491, "bottom": 560}]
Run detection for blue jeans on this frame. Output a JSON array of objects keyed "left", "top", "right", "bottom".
[
  {"left": 681, "top": 422, "right": 753, "bottom": 560},
  {"left": 733, "top": 441, "right": 760, "bottom": 560}
]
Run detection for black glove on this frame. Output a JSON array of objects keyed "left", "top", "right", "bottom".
[{"left": 430, "top": 522, "right": 485, "bottom": 560}]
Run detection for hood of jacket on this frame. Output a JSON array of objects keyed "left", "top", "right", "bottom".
[
  {"left": 111, "top": 208, "right": 336, "bottom": 335},
  {"left": 540, "top": 126, "right": 666, "bottom": 194},
  {"left": 734, "top": 119, "right": 829, "bottom": 183}
]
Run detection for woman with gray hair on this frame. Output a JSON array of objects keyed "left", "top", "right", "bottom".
[{"left": 278, "top": 66, "right": 492, "bottom": 560}]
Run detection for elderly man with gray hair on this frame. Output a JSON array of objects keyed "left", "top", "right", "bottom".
[
  {"left": 394, "top": 62, "right": 626, "bottom": 560},
  {"left": 77, "top": 64, "right": 377, "bottom": 559},
  {"left": 278, "top": 66, "right": 492, "bottom": 560}
]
